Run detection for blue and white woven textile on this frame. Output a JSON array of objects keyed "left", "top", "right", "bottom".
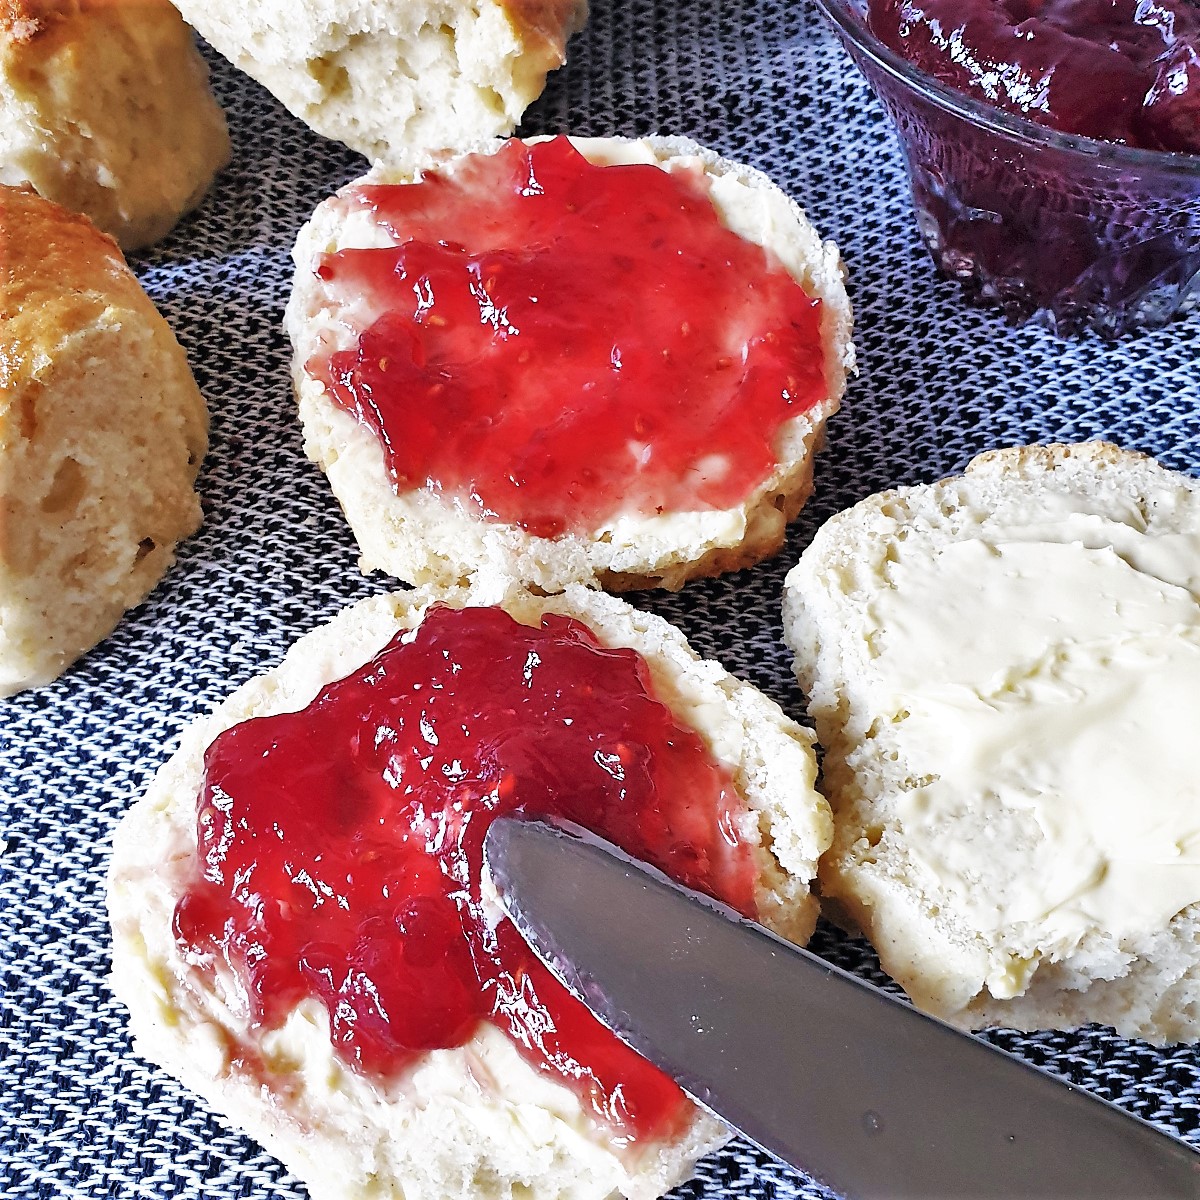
[{"left": 3, "top": 3, "right": 1198, "bottom": 1197}]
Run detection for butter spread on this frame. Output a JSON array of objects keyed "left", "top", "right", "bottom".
[{"left": 866, "top": 509, "right": 1200, "bottom": 997}]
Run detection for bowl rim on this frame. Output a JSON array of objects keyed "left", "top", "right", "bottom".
[{"left": 811, "top": 0, "right": 1200, "bottom": 178}]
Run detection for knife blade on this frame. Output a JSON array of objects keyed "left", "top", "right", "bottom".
[{"left": 483, "top": 815, "right": 1200, "bottom": 1200}]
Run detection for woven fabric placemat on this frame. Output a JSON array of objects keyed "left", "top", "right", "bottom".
[{"left": 2, "top": 2, "right": 1198, "bottom": 1197}]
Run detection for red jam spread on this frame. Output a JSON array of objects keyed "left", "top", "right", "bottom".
[
  {"left": 867, "top": 0, "right": 1200, "bottom": 152},
  {"left": 307, "top": 136, "right": 827, "bottom": 539},
  {"left": 173, "top": 604, "right": 759, "bottom": 1144}
]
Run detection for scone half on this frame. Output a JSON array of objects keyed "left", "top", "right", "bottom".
[
  {"left": 168, "top": 0, "right": 587, "bottom": 165},
  {"left": 286, "top": 134, "right": 854, "bottom": 594},
  {"left": 109, "top": 582, "right": 833, "bottom": 1200},
  {"left": 784, "top": 442, "right": 1200, "bottom": 1044}
]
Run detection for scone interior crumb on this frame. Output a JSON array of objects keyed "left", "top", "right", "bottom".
[{"left": 167, "top": 0, "right": 586, "bottom": 165}]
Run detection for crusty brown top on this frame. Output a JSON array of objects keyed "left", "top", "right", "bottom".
[
  {"left": 501, "top": 0, "right": 588, "bottom": 60},
  {"left": 0, "top": 0, "right": 169, "bottom": 43},
  {"left": 0, "top": 185, "right": 145, "bottom": 395}
]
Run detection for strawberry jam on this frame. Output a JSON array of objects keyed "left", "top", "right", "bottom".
[
  {"left": 306, "top": 136, "right": 827, "bottom": 539},
  {"left": 867, "top": 0, "right": 1200, "bottom": 153},
  {"left": 173, "top": 604, "right": 759, "bottom": 1143}
]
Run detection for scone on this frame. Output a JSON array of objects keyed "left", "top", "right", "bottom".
[
  {"left": 109, "top": 582, "right": 833, "bottom": 1200},
  {"left": 168, "top": 0, "right": 587, "bottom": 164},
  {"left": 0, "top": 0, "right": 230, "bottom": 250},
  {"left": 286, "top": 134, "right": 854, "bottom": 594},
  {"left": 783, "top": 442, "right": 1200, "bottom": 1044},
  {"left": 0, "top": 185, "right": 208, "bottom": 696}
]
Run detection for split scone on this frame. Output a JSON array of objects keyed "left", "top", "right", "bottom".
[
  {"left": 784, "top": 442, "right": 1200, "bottom": 1044},
  {"left": 0, "top": 185, "right": 208, "bottom": 696},
  {"left": 286, "top": 135, "right": 854, "bottom": 594},
  {"left": 0, "top": 0, "right": 230, "bottom": 250},
  {"left": 168, "top": 0, "right": 587, "bottom": 164},
  {"left": 109, "top": 583, "right": 833, "bottom": 1200}
]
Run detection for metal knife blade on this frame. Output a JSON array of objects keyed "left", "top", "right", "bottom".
[{"left": 484, "top": 815, "right": 1200, "bottom": 1200}]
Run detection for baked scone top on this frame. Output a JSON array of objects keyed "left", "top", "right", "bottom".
[
  {"left": 0, "top": 0, "right": 170, "bottom": 43},
  {"left": 0, "top": 182, "right": 208, "bottom": 696},
  {"left": 502, "top": 0, "right": 585, "bottom": 57},
  {"left": 0, "top": 184, "right": 137, "bottom": 397},
  {"left": 2, "top": 0, "right": 78, "bottom": 41}
]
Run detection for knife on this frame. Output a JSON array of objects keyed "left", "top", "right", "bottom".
[{"left": 483, "top": 816, "right": 1200, "bottom": 1200}]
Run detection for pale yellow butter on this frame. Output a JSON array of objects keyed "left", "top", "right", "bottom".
[{"left": 865, "top": 513, "right": 1200, "bottom": 997}]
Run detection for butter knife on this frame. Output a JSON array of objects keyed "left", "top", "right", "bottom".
[{"left": 484, "top": 816, "right": 1200, "bottom": 1200}]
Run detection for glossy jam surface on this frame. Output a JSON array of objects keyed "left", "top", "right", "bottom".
[
  {"left": 842, "top": 1, "right": 1200, "bottom": 335},
  {"left": 867, "top": 0, "right": 1200, "bottom": 152},
  {"left": 308, "top": 136, "right": 827, "bottom": 539},
  {"left": 173, "top": 605, "right": 759, "bottom": 1143}
]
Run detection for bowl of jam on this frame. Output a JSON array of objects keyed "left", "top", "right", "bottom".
[{"left": 813, "top": 0, "right": 1200, "bottom": 337}]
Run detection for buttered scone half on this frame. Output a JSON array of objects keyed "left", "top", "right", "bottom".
[
  {"left": 0, "top": 0, "right": 229, "bottom": 250},
  {"left": 109, "top": 584, "right": 832, "bottom": 1200},
  {"left": 287, "top": 135, "right": 854, "bottom": 594},
  {"left": 169, "top": 0, "right": 586, "bottom": 165},
  {"left": 0, "top": 186, "right": 207, "bottom": 696},
  {"left": 784, "top": 442, "right": 1200, "bottom": 1044}
]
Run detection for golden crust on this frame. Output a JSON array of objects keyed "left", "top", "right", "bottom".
[
  {"left": 1, "top": 0, "right": 70, "bottom": 43},
  {"left": 501, "top": 0, "right": 588, "bottom": 61},
  {"left": 0, "top": 184, "right": 139, "bottom": 397},
  {"left": 0, "top": 0, "right": 229, "bottom": 249},
  {"left": 965, "top": 439, "right": 1157, "bottom": 480},
  {"left": 0, "top": 184, "right": 208, "bottom": 694},
  {"left": 0, "top": 0, "right": 166, "bottom": 44}
]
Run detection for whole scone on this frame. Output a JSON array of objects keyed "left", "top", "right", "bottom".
[
  {"left": 784, "top": 442, "right": 1200, "bottom": 1044},
  {"left": 168, "top": 0, "right": 587, "bottom": 164},
  {"left": 286, "top": 134, "right": 854, "bottom": 594},
  {"left": 109, "top": 582, "right": 833, "bottom": 1200},
  {"left": 0, "top": 0, "right": 230, "bottom": 250},
  {"left": 0, "top": 185, "right": 208, "bottom": 696}
]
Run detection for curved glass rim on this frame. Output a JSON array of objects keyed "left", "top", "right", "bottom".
[{"left": 811, "top": 0, "right": 1200, "bottom": 178}]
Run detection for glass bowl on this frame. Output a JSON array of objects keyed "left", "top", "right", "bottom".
[{"left": 812, "top": 0, "right": 1200, "bottom": 338}]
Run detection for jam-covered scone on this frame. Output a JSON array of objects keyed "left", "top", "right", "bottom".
[
  {"left": 0, "top": 185, "right": 207, "bottom": 696},
  {"left": 286, "top": 135, "right": 854, "bottom": 594},
  {"left": 784, "top": 443, "right": 1200, "bottom": 1044},
  {"left": 108, "top": 584, "right": 832, "bottom": 1200},
  {"left": 0, "top": 0, "right": 229, "bottom": 250},
  {"left": 168, "top": 0, "right": 587, "bottom": 164}
]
